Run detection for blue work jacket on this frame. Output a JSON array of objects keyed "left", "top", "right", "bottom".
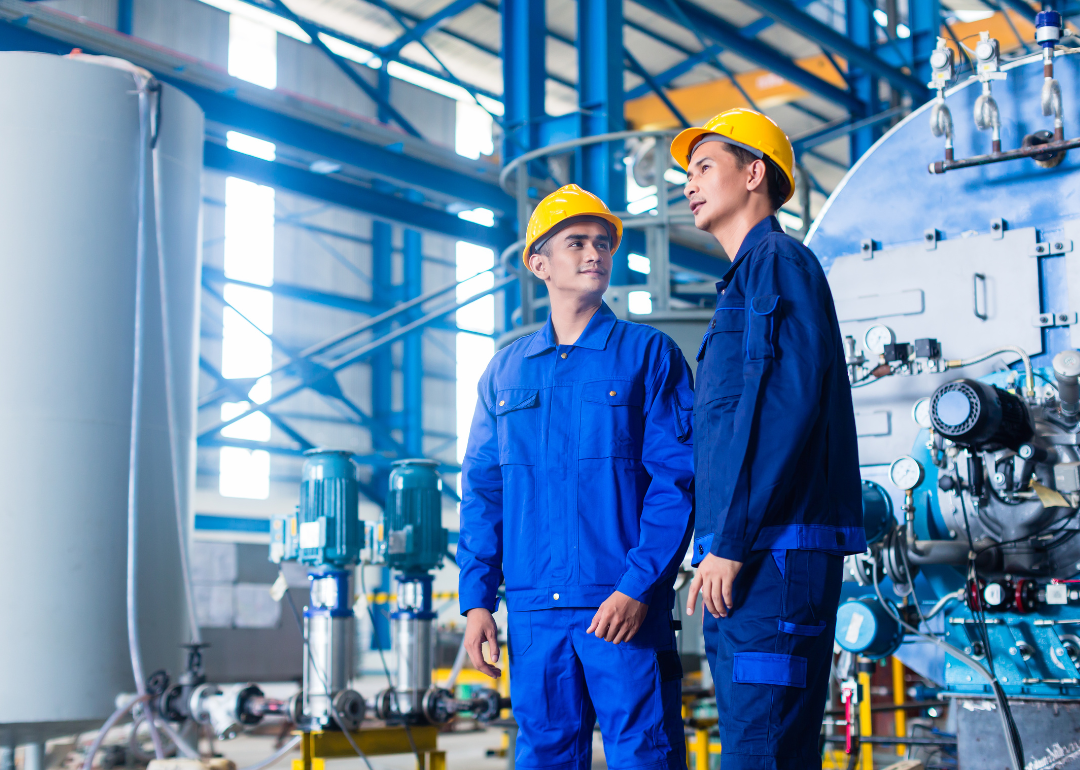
[
  {"left": 692, "top": 216, "right": 865, "bottom": 566},
  {"left": 458, "top": 302, "right": 695, "bottom": 614}
]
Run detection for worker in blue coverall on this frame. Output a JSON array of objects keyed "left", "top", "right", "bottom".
[
  {"left": 670, "top": 110, "right": 866, "bottom": 769},
  {"left": 457, "top": 184, "right": 695, "bottom": 770}
]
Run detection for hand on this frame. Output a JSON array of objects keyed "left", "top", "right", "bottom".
[
  {"left": 463, "top": 608, "right": 502, "bottom": 678},
  {"left": 687, "top": 554, "right": 744, "bottom": 618},
  {"left": 586, "top": 591, "right": 648, "bottom": 644}
]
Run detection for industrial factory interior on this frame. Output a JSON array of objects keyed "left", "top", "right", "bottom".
[{"left": 9, "top": 0, "right": 1080, "bottom": 766}]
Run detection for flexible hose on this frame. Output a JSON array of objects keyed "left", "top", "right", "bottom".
[
  {"left": 445, "top": 633, "right": 469, "bottom": 690},
  {"left": 871, "top": 559, "right": 1023, "bottom": 770},
  {"left": 129, "top": 76, "right": 165, "bottom": 761},
  {"left": 238, "top": 736, "right": 302, "bottom": 770},
  {"left": 152, "top": 717, "right": 200, "bottom": 759},
  {"left": 81, "top": 695, "right": 147, "bottom": 770},
  {"left": 947, "top": 346, "right": 1035, "bottom": 398},
  {"left": 150, "top": 84, "right": 201, "bottom": 646}
]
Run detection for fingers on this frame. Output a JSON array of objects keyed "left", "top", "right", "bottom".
[
  {"left": 485, "top": 624, "right": 501, "bottom": 664},
  {"left": 722, "top": 579, "right": 735, "bottom": 617},
  {"left": 686, "top": 573, "right": 702, "bottom": 616},
  {"left": 586, "top": 609, "right": 602, "bottom": 635},
  {"left": 592, "top": 612, "right": 612, "bottom": 640},
  {"left": 476, "top": 659, "right": 502, "bottom": 678},
  {"left": 711, "top": 575, "right": 726, "bottom": 618},
  {"left": 464, "top": 636, "right": 486, "bottom": 671},
  {"left": 603, "top": 616, "right": 622, "bottom": 642}
]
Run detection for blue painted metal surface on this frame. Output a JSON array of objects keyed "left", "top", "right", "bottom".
[
  {"left": 501, "top": 0, "right": 546, "bottom": 163},
  {"left": 403, "top": 229, "right": 424, "bottom": 456},
  {"left": 371, "top": 221, "right": 396, "bottom": 466},
  {"left": 380, "top": 0, "right": 483, "bottom": 57},
  {"left": 577, "top": 0, "right": 629, "bottom": 285},
  {"left": 808, "top": 53, "right": 1080, "bottom": 267},
  {"left": 845, "top": 0, "right": 879, "bottom": 158}
]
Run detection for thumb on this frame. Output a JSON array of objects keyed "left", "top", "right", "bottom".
[{"left": 686, "top": 573, "right": 702, "bottom": 615}]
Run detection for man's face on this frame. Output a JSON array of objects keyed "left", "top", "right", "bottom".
[
  {"left": 683, "top": 143, "right": 763, "bottom": 233},
  {"left": 528, "top": 221, "right": 613, "bottom": 300}
]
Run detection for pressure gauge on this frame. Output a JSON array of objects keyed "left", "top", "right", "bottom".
[
  {"left": 864, "top": 325, "right": 896, "bottom": 356},
  {"left": 889, "top": 455, "right": 925, "bottom": 491},
  {"left": 912, "top": 398, "right": 933, "bottom": 429}
]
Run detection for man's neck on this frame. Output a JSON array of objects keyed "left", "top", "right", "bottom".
[
  {"left": 549, "top": 293, "right": 603, "bottom": 346},
  {"left": 708, "top": 203, "right": 774, "bottom": 261}
]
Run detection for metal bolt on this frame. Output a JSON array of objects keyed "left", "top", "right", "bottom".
[
  {"left": 992, "top": 222, "right": 1001, "bottom": 229},
  {"left": 1062, "top": 314, "right": 1071, "bottom": 323},
  {"left": 1038, "top": 244, "right": 1048, "bottom": 253},
  {"left": 862, "top": 242, "right": 870, "bottom": 250},
  {"left": 1009, "top": 647, "right": 1018, "bottom": 656},
  {"left": 1056, "top": 242, "right": 1064, "bottom": 250},
  {"left": 925, "top": 232, "right": 934, "bottom": 240}
]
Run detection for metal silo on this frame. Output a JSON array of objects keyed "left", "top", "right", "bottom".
[{"left": 0, "top": 52, "right": 204, "bottom": 748}]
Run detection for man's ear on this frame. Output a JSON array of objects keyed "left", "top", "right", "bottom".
[
  {"left": 528, "top": 252, "right": 547, "bottom": 277},
  {"left": 746, "top": 158, "right": 768, "bottom": 193}
]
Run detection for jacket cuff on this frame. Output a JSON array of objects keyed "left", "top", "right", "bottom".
[
  {"left": 459, "top": 592, "right": 500, "bottom": 617},
  {"left": 709, "top": 535, "right": 750, "bottom": 563},
  {"left": 614, "top": 573, "right": 654, "bottom": 605}
]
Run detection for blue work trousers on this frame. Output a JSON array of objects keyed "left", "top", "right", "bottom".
[
  {"left": 507, "top": 606, "right": 686, "bottom": 770},
  {"left": 703, "top": 549, "right": 843, "bottom": 770}
]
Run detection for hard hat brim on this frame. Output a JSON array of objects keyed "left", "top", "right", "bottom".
[{"left": 522, "top": 212, "right": 624, "bottom": 267}]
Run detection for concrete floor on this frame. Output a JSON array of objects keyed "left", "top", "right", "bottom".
[{"left": 214, "top": 729, "right": 609, "bottom": 770}]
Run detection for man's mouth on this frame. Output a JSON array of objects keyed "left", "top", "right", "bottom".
[
  {"left": 689, "top": 199, "right": 705, "bottom": 214},
  {"left": 580, "top": 268, "right": 606, "bottom": 275}
]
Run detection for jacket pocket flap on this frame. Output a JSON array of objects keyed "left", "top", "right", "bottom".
[
  {"left": 778, "top": 620, "right": 827, "bottom": 637},
  {"left": 580, "top": 380, "right": 644, "bottom": 406},
  {"left": 732, "top": 652, "right": 807, "bottom": 687},
  {"left": 495, "top": 389, "right": 539, "bottom": 414},
  {"left": 711, "top": 308, "right": 746, "bottom": 332}
]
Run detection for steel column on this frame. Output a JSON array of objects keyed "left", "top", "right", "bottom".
[
  {"left": 501, "top": 0, "right": 546, "bottom": 163},
  {"left": 403, "top": 228, "right": 423, "bottom": 456},
  {"left": 847, "top": 0, "right": 880, "bottom": 160},
  {"left": 577, "top": 0, "right": 628, "bottom": 285},
  {"left": 371, "top": 220, "right": 395, "bottom": 461},
  {"left": 907, "top": 0, "right": 942, "bottom": 87}
]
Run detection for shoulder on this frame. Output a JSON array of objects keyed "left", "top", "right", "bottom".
[
  {"left": 478, "top": 333, "right": 532, "bottom": 385},
  {"left": 612, "top": 318, "right": 682, "bottom": 356},
  {"left": 747, "top": 231, "right": 830, "bottom": 295}
]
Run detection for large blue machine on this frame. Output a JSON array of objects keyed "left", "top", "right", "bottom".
[{"left": 810, "top": 19, "right": 1080, "bottom": 768}]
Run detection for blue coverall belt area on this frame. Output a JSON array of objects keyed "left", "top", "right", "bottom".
[
  {"left": 703, "top": 549, "right": 843, "bottom": 770},
  {"left": 457, "top": 301, "right": 695, "bottom": 614},
  {"left": 508, "top": 605, "right": 686, "bottom": 770}
]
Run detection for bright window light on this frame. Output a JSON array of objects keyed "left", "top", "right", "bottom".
[
  {"left": 777, "top": 210, "right": 804, "bottom": 232},
  {"left": 319, "top": 33, "right": 381, "bottom": 68},
  {"left": 456, "top": 241, "right": 496, "bottom": 464},
  {"left": 197, "top": 0, "right": 308, "bottom": 40},
  {"left": 224, "top": 177, "right": 275, "bottom": 286},
  {"left": 664, "top": 168, "right": 688, "bottom": 185},
  {"left": 386, "top": 62, "right": 506, "bottom": 116},
  {"left": 221, "top": 400, "right": 272, "bottom": 440},
  {"left": 627, "top": 195, "right": 658, "bottom": 215},
  {"left": 221, "top": 294, "right": 273, "bottom": 378},
  {"left": 226, "top": 131, "right": 276, "bottom": 161},
  {"left": 219, "top": 447, "right": 271, "bottom": 499},
  {"left": 456, "top": 100, "right": 494, "bottom": 160},
  {"left": 628, "top": 290, "right": 653, "bottom": 315},
  {"left": 896, "top": 23, "right": 911, "bottom": 38},
  {"left": 229, "top": 14, "right": 277, "bottom": 89},
  {"left": 873, "top": 8, "right": 888, "bottom": 26},
  {"left": 628, "top": 253, "right": 651, "bottom": 274},
  {"left": 457, "top": 207, "right": 495, "bottom": 227},
  {"left": 954, "top": 9, "right": 994, "bottom": 22}
]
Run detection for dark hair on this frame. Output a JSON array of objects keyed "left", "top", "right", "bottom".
[{"left": 720, "top": 143, "right": 787, "bottom": 212}]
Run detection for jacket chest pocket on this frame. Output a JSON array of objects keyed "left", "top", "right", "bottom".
[
  {"left": 696, "top": 308, "right": 745, "bottom": 403},
  {"left": 496, "top": 389, "right": 539, "bottom": 465},
  {"left": 578, "top": 379, "right": 645, "bottom": 460}
]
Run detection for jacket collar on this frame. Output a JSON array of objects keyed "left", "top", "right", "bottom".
[
  {"left": 523, "top": 301, "right": 618, "bottom": 357},
  {"left": 719, "top": 215, "right": 783, "bottom": 284}
]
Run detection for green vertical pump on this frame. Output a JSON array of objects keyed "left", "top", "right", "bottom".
[{"left": 378, "top": 459, "right": 447, "bottom": 574}]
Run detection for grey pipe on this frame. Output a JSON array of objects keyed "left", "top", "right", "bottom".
[{"left": 1054, "top": 350, "right": 1080, "bottom": 418}]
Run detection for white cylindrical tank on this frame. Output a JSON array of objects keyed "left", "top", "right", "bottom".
[{"left": 0, "top": 52, "right": 204, "bottom": 744}]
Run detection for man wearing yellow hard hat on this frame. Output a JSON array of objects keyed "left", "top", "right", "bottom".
[
  {"left": 457, "top": 183, "right": 695, "bottom": 769},
  {"left": 675, "top": 109, "right": 864, "bottom": 769}
]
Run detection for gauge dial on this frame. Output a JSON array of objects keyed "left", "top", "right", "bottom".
[
  {"left": 864, "top": 325, "right": 896, "bottom": 356},
  {"left": 912, "top": 398, "right": 933, "bottom": 429},
  {"left": 889, "top": 455, "right": 925, "bottom": 491}
]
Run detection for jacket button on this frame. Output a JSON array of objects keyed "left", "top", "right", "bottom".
[
  {"left": 561, "top": 353, "right": 567, "bottom": 359},
  {"left": 609, "top": 390, "right": 616, "bottom": 396},
  {"left": 698, "top": 545, "right": 704, "bottom": 554},
  {"left": 721, "top": 289, "right": 726, "bottom": 295},
  {"left": 499, "top": 400, "right": 505, "bottom": 406},
  {"left": 710, "top": 320, "right": 715, "bottom": 328},
  {"left": 553, "top": 593, "right": 560, "bottom": 600}
]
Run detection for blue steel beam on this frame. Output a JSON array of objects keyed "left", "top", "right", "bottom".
[
  {"left": 381, "top": 0, "right": 484, "bottom": 57},
  {"left": 624, "top": 45, "right": 722, "bottom": 100},
  {"left": 847, "top": 0, "right": 881, "bottom": 156},
  {"left": 501, "top": 0, "right": 547, "bottom": 163},
  {"left": 402, "top": 229, "right": 424, "bottom": 456},
  {"left": 371, "top": 221, "right": 395, "bottom": 460},
  {"left": 267, "top": 0, "right": 423, "bottom": 138},
  {"left": 578, "top": 0, "right": 629, "bottom": 284},
  {"left": 624, "top": 48, "right": 691, "bottom": 128},
  {"left": 738, "top": 0, "right": 930, "bottom": 99},
  {"left": 630, "top": 0, "right": 864, "bottom": 112},
  {"left": 203, "top": 264, "right": 382, "bottom": 315},
  {"left": 203, "top": 142, "right": 515, "bottom": 250}
]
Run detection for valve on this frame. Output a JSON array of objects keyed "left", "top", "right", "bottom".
[
  {"left": 928, "top": 38, "right": 956, "bottom": 160},
  {"left": 973, "top": 32, "right": 1006, "bottom": 153}
]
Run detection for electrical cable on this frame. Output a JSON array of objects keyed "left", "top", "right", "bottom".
[
  {"left": 946, "top": 346, "right": 1034, "bottom": 397},
  {"left": 238, "top": 736, "right": 302, "bottom": 770},
  {"left": 871, "top": 558, "right": 1023, "bottom": 770},
  {"left": 128, "top": 75, "right": 164, "bottom": 761},
  {"left": 149, "top": 81, "right": 201, "bottom": 647}
]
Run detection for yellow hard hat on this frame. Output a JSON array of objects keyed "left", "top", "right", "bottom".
[
  {"left": 670, "top": 108, "right": 795, "bottom": 205},
  {"left": 522, "top": 184, "right": 623, "bottom": 266}
]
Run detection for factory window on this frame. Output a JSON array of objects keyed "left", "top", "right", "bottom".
[
  {"left": 456, "top": 101, "right": 494, "bottom": 160},
  {"left": 229, "top": 14, "right": 277, "bottom": 89},
  {"left": 220, "top": 176, "right": 276, "bottom": 499},
  {"left": 455, "top": 241, "right": 495, "bottom": 463}
]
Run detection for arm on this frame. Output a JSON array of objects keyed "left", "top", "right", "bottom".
[
  {"left": 708, "top": 251, "right": 833, "bottom": 563},
  {"left": 589, "top": 345, "right": 695, "bottom": 642}
]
